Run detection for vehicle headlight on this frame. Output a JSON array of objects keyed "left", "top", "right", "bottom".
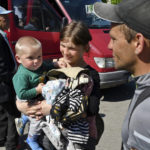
[{"left": 94, "top": 57, "right": 114, "bottom": 68}]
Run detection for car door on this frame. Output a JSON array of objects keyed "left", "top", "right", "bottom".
[{"left": 8, "top": 0, "right": 63, "bottom": 59}]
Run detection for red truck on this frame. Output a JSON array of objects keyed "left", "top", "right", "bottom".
[{"left": 1, "top": 0, "right": 130, "bottom": 89}]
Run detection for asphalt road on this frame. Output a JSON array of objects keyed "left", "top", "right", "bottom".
[{"left": 0, "top": 81, "right": 135, "bottom": 150}]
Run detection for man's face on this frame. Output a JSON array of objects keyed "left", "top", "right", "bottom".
[
  {"left": 0, "top": 14, "right": 9, "bottom": 30},
  {"left": 108, "top": 24, "right": 136, "bottom": 72}
]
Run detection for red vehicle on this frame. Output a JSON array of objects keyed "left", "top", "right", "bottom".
[{"left": 1, "top": 0, "right": 129, "bottom": 89}]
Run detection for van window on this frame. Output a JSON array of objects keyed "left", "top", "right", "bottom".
[
  {"left": 0, "top": 0, "right": 8, "bottom": 10},
  {"left": 60, "top": 0, "right": 110, "bottom": 29},
  {"left": 12, "top": 0, "right": 61, "bottom": 32}
]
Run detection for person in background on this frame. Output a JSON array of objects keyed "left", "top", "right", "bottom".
[
  {"left": 24, "top": 16, "right": 41, "bottom": 31},
  {"left": 16, "top": 20, "right": 103, "bottom": 150},
  {"left": 94, "top": 0, "right": 150, "bottom": 150},
  {"left": 0, "top": 6, "right": 20, "bottom": 150}
]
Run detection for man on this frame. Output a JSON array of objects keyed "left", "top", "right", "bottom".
[
  {"left": 0, "top": 6, "right": 20, "bottom": 150},
  {"left": 93, "top": 0, "right": 150, "bottom": 150}
]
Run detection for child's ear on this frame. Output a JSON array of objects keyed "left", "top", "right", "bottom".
[{"left": 15, "top": 55, "right": 21, "bottom": 64}]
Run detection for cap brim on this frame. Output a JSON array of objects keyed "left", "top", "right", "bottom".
[
  {"left": 0, "top": 10, "right": 12, "bottom": 15},
  {"left": 93, "top": 2, "right": 123, "bottom": 23}
]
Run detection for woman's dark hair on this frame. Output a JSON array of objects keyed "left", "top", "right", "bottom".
[{"left": 60, "top": 20, "right": 92, "bottom": 46}]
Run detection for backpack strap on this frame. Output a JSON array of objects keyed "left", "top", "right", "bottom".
[{"left": 128, "top": 87, "right": 150, "bottom": 128}]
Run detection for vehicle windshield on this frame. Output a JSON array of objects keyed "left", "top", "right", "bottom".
[{"left": 60, "top": 0, "right": 110, "bottom": 29}]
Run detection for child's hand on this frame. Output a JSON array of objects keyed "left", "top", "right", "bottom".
[
  {"left": 53, "top": 58, "right": 67, "bottom": 68},
  {"left": 36, "top": 83, "right": 44, "bottom": 94}
]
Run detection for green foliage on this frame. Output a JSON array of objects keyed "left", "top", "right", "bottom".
[
  {"left": 101, "top": 0, "right": 122, "bottom": 4},
  {"left": 111, "top": 0, "right": 122, "bottom": 4}
]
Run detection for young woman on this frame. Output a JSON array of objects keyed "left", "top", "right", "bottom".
[{"left": 16, "top": 20, "right": 103, "bottom": 150}]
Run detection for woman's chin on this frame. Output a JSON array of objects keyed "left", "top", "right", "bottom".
[{"left": 65, "top": 59, "right": 72, "bottom": 64}]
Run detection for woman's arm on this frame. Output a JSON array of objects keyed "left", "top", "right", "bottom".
[
  {"left": 87, "top": 67, "right": 102, "bottom": 116},
  {"left": 40, "top": 100, "right": 52, "bottom": 116},
  {"left": 16, "top": 99, "right": 43, "bottom": 119}
]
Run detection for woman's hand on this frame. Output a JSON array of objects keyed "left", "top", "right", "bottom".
[
  {"left": 53, "top": 58, "right": 67, "bottom": 68},
  {"left": 40, "top": 100, "right": 52, "bottom": 116},
  {"left": 16, "top": 99, "right": 43, "bottom": 119}
]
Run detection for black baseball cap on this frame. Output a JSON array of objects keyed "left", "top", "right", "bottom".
[{"left": 93, "top": 0, "right": 150, "bottom": 39}]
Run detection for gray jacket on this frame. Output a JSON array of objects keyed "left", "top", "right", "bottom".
[{"left": 122, "top": 73, "right": 150, "bottom": 150}]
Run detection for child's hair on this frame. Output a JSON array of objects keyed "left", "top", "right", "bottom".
[
  {"left": 15, "top": 36, "right": 42, "bottom": 55},
  {"left": 60, "top": 20, "right": 92, "bottom": 51}
]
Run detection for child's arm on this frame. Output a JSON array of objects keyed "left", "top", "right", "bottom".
[
  {"left": 13, "top": 74, "right": 43, "bottom": 100},
  {"left": 43, "top": 58, "right": 67, "bottom": 73},
  {"left": 35, "top": 83, "right": 44, "bottom": 95}
]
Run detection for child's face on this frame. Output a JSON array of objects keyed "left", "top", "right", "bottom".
[
  {"left": 60, "top": 40, "right": 86, "bottom": 67},
  {"left": 16, "top": 47, "right": 43, "bottom": 71}
]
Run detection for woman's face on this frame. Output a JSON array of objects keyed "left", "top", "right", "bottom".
[{"left": 60, "top": 40, "right": 87, "bottom": 67}]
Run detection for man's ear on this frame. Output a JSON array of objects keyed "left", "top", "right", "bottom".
[
  {"left": 15, "top": 55, "right": 21, "bottom": 64},
  {"left": 134, "top": 33, "right": 144, "bottom": 55}
]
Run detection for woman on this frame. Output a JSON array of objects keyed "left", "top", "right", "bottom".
[{"left": 16, "top": 20, "right": 103, "bottom": 150}]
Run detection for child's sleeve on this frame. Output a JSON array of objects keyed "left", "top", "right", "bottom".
[
  {"left": 12, "top": 74, "right": 37, "bottom": 100},
  {"left": 43, "top": 60, "right": 56, "bottom": 71}
]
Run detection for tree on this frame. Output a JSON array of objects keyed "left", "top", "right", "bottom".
[
  {"left": 101, "top": 0, "right": 122, "bottom": 4},
  {"left": 111, "top": 0, "right": 122, "bottom": 4}
]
